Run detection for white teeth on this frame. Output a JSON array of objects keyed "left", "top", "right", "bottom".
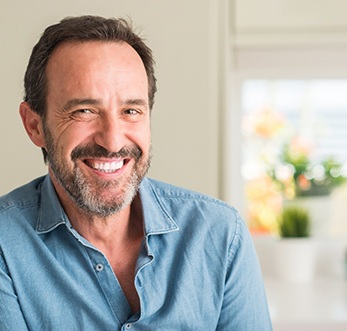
[{"left": 91, "top": 160, "right": 124, "bottom": 172}]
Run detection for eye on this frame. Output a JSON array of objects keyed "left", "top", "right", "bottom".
[
  {"left": 70, "top": 108, "right": 96, "bottom": 120},
  {"left": 72, "top": 108, "right": 94, "bottom": 115},
  {"left": 77, "top": 109, "right": 93, "bottom": 114},
  {"left": 124, "top": 108, "right": 140, "bottom": 115}
]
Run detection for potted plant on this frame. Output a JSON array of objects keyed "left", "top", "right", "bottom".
[
  {"left": 279, "top": 205, "right": 310, "bottom": 238},
  {"left": 270, "top": 137, "right": 346, "bottom": 236},
  {"left": 274, "top": 205, "right": 316, "bottom": 282}
]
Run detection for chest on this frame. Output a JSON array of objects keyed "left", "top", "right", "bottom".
[
  {"left": 7, "top": 227, "right": 224, "bottom": 330},
  {"left": 107, "top": 241, "right": 143, "bottom": 313}
]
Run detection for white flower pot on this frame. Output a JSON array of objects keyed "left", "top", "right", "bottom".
[{"left": 273, "top": 238, "right": 316, "bottom": 282}]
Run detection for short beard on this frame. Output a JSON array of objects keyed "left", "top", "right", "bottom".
[
  {"left": 68, "top": 163, "right": 142, "bottom": 217},
  {"left": 43, "top": 124, "right": 151, "bottom": 218}
]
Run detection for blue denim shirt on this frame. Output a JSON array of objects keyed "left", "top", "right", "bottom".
[{"left": 0, "top": 175, "right": 272, "bottom": 330}]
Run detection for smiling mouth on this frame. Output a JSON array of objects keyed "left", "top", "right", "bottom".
[{"left": 84, "top": 159, "right": 127, "bottom": 173}]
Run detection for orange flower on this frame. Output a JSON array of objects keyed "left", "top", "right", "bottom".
[
  {"left": 254, "top": 108, "right": 284, "bottom": 138},
  {"left": 297, "top": 174, "right": 311, "bottom": 191},
  {"left": 287, "top": 137, "right": 313, "bottom": 163}
]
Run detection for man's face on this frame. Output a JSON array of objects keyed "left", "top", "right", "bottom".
[{"left": 43, "top": 41, "right": 151, "bottom": 217}]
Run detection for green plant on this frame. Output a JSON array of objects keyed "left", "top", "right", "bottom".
[{"left": 279, "top": 206, "right": 310, "bottom": 238}]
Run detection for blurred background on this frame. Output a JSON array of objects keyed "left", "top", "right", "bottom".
[{"left": 2, "top": 0, "right": 347, "bottom": 329}]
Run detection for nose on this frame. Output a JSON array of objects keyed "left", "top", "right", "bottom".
[{"left": 93, "top": 112, "right": 127, "bottom": 153}]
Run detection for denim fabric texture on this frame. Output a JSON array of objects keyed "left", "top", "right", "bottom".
[{"left": 0, "top": 175, "right": 272, "bottom": 330}]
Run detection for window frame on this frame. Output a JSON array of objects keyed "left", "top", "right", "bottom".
[{"left": 225, "top": 46, "right": 347, "bottom": 220}]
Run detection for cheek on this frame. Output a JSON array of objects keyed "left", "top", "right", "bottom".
[
  {"left": 60, "top": 121, "right": 96, "bottom": 143},
  {"left": 52, "top": 125, "right": 93, "bottom": 160},
  {"left": 133, "top": 125, "right": 151, "bottom": 152}
]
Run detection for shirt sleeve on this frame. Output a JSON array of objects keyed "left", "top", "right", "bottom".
[
  {"left": 216, "top": 215, "right": 273, "bottom": 331},
  {"left": 0, "top": 251, "right": 29, "bottom": 331}
]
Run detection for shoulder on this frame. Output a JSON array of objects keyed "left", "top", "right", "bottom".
[
  {"left": 142, "top": 178, "right": 254, "bottom": 275},
  {"left": 0, "top": 176, "right": 45, "bottom": 225},
  {"left": 143, "top": 177, "right": 242, "bottom": 231},
  {"left": 0, "top": 176, "right": 45, "bottom": 209},
  {"left": 145, "top": 177, "right": 237, "bottom": 210}
]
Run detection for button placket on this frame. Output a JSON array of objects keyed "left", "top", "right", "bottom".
[{"left": 86, "top": 248, "right": 132, "bottom": 323}]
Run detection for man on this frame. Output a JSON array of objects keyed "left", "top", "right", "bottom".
[{"left": 0, "top": 16, "right": 272, "bottom": 330}]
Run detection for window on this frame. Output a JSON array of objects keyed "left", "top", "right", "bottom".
[{"left": 240, "top": 79, "right": 347, "bottom": 234}]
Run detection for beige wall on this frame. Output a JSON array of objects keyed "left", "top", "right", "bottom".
[
  {"left": 0, "top": 0, "right": 229, "bottom": 197},
  {"left": 235, "top": 0, "right": 347, "bottom": 47}
]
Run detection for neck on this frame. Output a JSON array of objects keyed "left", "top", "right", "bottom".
[
  {"left": 50, "top": 173, "right": 144, "bottom": 249},
  {"left": 69, "top": 196, "right": 144, "bottom": 249}
]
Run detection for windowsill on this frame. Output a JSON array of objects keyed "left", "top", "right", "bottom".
[
  {"left": 265, "top": 277, "right": 347, "bottom": 331},
  {"left": 253, "top": 235, "right": 347, "bottom": 330}
]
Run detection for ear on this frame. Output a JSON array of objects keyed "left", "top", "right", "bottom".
[{"left": 19, "top": 102, "right": 46, "bottom": 148}]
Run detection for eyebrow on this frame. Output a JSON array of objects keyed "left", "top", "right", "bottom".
[{"left": 122, "top": 98, "right": 149, "bottom": 108}]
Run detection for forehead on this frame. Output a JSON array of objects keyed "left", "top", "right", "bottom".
[
  {"left": 46, "top": 40, "right": 147, "bottom": 81},
  {"left": 45, "top": 41, "right": 148, "bottom": 99}
]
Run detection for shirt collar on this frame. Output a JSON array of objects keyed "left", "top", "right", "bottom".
[
  {"left": 139, "top": 178, "right": 179, "bottom": 236},
  {"left": 36, "top": 176, "right": 68, "bottom": 233},
  {"left": 36, "top": 176, "right": 179, "bottom": 236}
]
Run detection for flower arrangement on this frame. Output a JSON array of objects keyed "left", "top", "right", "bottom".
[
  {"left": 243, "top": 107, "right": 346, "bottom": 234},
  {"left": 270, "top": 137, "right": 346, "bottom": 198}
]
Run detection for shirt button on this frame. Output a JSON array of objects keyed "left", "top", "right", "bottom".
[
  {"left": 125, "top": 323, "right": 132, "bottom": 329},
  {"left": 95, "top": 263, "right": 104, "bottom": 272}
]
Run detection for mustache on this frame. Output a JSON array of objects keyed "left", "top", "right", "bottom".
[{"left": 71, "top": 144, "right": 142, "bottom": 161}]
